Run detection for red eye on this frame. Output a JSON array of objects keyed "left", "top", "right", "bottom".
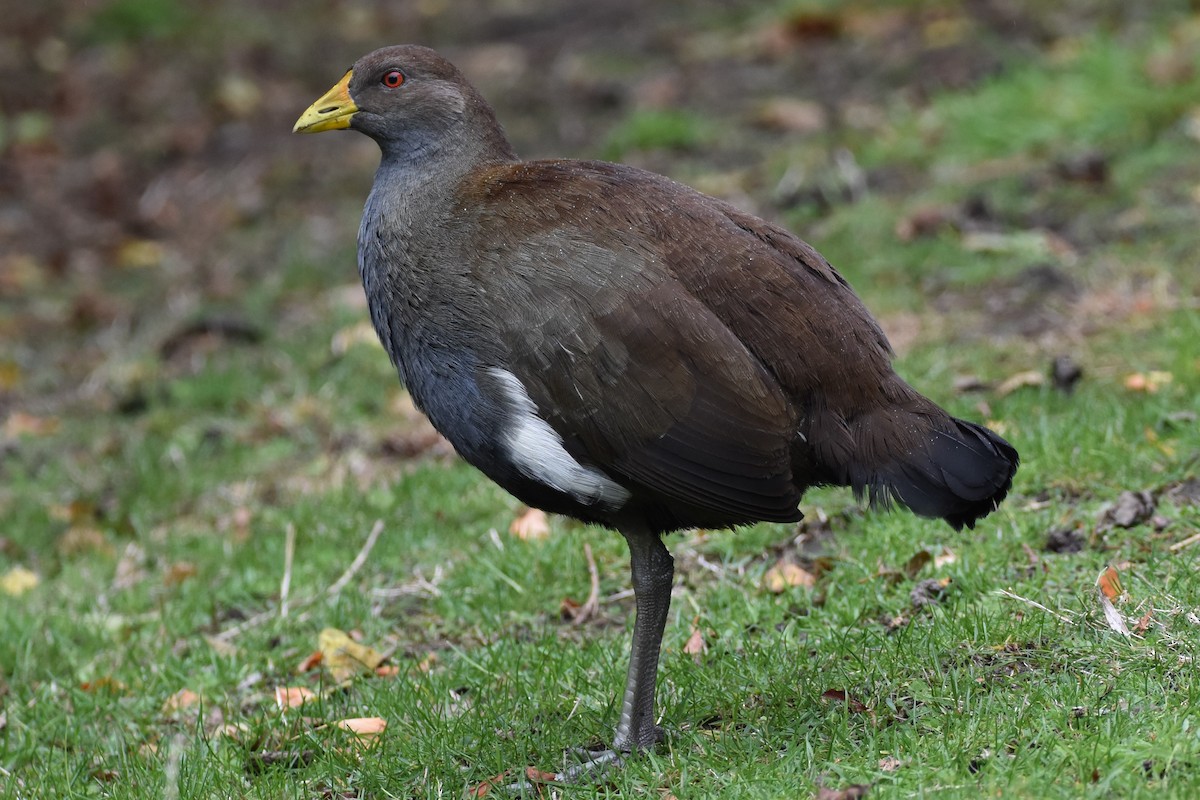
[{"left": 381, "top": 70, "right": 404, "bottom": 88}]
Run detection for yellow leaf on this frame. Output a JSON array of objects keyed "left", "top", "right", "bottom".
[
  {"left": 763, "top": 561, "right": 815, "bottom": 593},
  {"left": 1, "top": 566, "right": 39, "bottom": 596},
  {"left": 319, "top": 628, "right": 385, "bottom": 683}
]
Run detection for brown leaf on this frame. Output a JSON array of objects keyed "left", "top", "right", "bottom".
[
  {"left": 683, "top": 622, "right": 707, "bottom": 659},
  {"left": 821, "top": 689, "right": 869, "bottom": 714},
  {"left": 274, "top": 686, "right": 316, "bottom": 710},
  {"left": 469, "top": 771, "right": 511, "bottom": 797},
  {"left": 509, "top": 507, "right": 550, "bottom": 541},
  {"left": 3, "top": 411, "right": 60, "bottom": 438},
  {"left": 878, "top": 756, "right": 902, "bottom": 772},
  {"left": 995, "top": 370, "right": 1046, "bottom": 397},
  {"left": 763, "top": 560, "right": 816, "bottom": 593},
  {"left": 80, "top": 677, "right": 127, "bottom": 694},
  {"left": 374, "top": 664, "right": 401, "bottom": 678},
  {"left": 902, "top": 550, "right": 932, "bottom": 579},
  {"left": 933, "top": 548, "right": 957, "bottom": 569},
  {"left": 817, "top": 783, "right": 871, "bottom": 800},
  {"left": 1133, "top": 609, "right": 1154, "bottom": 635},
  {"left": 911, "top": 577, "right": 952, "bottom": 608},
  {"left": 1123, "top": 371, "right": 1172, "bottom": 393},
  {"left": 163, "top": 561, "right": 197, "bottom": 586},
  {"left": 161, "top": 688, "right": 201, "bottom": 714},
  {"left": 1096, "top": 565, "right": 1125, "bottom": 601},
  {"left": 525, "top": 767, "right": 558, "bottom": 783},
  {"left": 417, "top": 652, "right": 439, "bottom": 673},
  {"left": 296, "top": 650, "right": 323, "bottom": 673},
  {"left": 335, "top": 717, "right": 387, "bottom": 739}
]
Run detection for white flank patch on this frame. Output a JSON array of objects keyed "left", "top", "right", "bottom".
[{"left": 488, "top": 368, "right": 631, "bottom": 508}]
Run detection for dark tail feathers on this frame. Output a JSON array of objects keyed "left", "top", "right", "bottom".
[
  {"left": 825, "top": 408, "right": 1018, "bottom": 531},
  {"left": 874, "top": 417, "right": 1018, "bottom": 530}
]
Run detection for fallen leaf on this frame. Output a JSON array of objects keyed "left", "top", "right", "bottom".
[
  {"left": 80, "top": 677, "right": 127, "bottom": 694},
  {"left": 319, "top": 628, "right": 386, "bottom": 683},
  {"left": 374, "top": 664, "right": 401, "bottom": 678},
  {"left": 509, "top": 507, "right": 550, "bottom": 541},
  {"left": 1099, "top": 491, "right": 1155, "bottom": 529},
  {"left": 525, "top": 767, "right": 558, "bottom": 783},
  {"left": 274, "top": 686, "right": 316, "bottom": 710},
  {"left": 816, "top": 783, "right": 871, "bottom": 800},
  {"left": 1096, "top": 566, "right": 1130, "bottom": 636},
  {"left": 1, "top": 566, "right": 39, "bottom": 596},
  {"left": 903, "top": 550, "right": 932, "bottom": 579},
  {"left": 163, "top": 561, "right": 197, "bottom": 586},
  {"left": 295, "top": 650, "right": 323, "bottom": 673},
  {"left": 1096, "top": 565, "right": 1125, "bottom": 601},
  {"left": 1123, "top": 371, "right": 1172, "bottom": 393},
  {"left": 1133, "top": 609, "right": 1154, "bottom": 635},
  {"left": 161, "top": 688, "right": 201, "bottom": 714},
  {"left": 763, "top": 560, "right": 816, "bottom": 593},
  {"left": 878, "top": 756, "right": 902, "bottom": 772},
  {"left": 755, "top": 97, "right": 828, "bottom": 133},
  {"left": 3, "top": 411, "right": 60, "bottom": 438},
  {"left": 55, "top": 526, "right": 112, "bottom": 557},
  {"left": 417, "top": 652, "right": 439, "bottom": 673},
  {"left": 335, "top": 716, "right": 387, "bottom": 744},
  {"left": 995, "top": 370, "right": 1046, "bottom": 397},
  {"left": 469, "top": 771, "right": 511, "bottom": 797},
  {"left": 821, "top": 689, "right": 870, "bottom": 714},
  {"left": 933, "top": 548, "right": 957, "bottom": 569},
  {"left": 911, "top": 577, "right": 952, "bottom": 608},
  {"left": 683, "top": 621, "right": 707, "bottom": 659}
]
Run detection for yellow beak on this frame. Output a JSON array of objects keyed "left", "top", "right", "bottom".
[{"left": 294, "top": 70, "right": 358, "bottom": 133}]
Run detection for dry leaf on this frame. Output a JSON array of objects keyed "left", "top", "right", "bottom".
[
  {"left": 374, "top": 664, "right": 401, "bottom": 678},
  {"left": 933, "top": 548, "right": 957, "bottom": 568},
  {"left": 417, "top": 652, "right": 439, "bottom": 673},
  {"left": 683, "top": 621, "right": 707, "bottom": 659},
  {"left": 817, "top": 783, "right": 872, "bottom": 800},
  {"left": 80, "top": 677, "right": 127, "bottom": 694},
  {"left": 1123, "top": 371, "right": 1173, "bottom": 393},
  {"left": 1096, "top": 565, "right": 1125, "bottom": 601},
  {"left": 319, "top": 628, "right": 386, "bottom": 682},
  {"left": 295, "top": 650, "right": 323, "bottom": 673},
  {"left": 163, "top": 561, "right": 197, "bottom": 586},
  {"left": 1133, "top": 609, "right": 1154, "bottom": 635},
  {"left": 3, "top": 411, "right": 60, "bottom": 438},
  {"left": 469, "top": 771, "right": 511, "bottom": 797},
  {"left": 903, "top": 550, "right": 932, "bottom": 579},
  {"left": 335, "top": 716, "right": 387, "bottom": 740},
  {"left": 996, "top": 370, "right": 1046, "bottom": 397},
  {"left": 274, "top": 686, "right": 316, "bottom": 709},
  {"left": 878, "top": 756, "right": 902, "bottom": 772},
  {"left": 161, "top": 688, "right": 201, "bottom": 714},
  {"left": 509, "top": 507, "right": 550, "bottom": 541},
  {"left": 1, "top": 566, "right": 39, "bottom": 596},
  {"left": 1096, "top": 566, "right": 1130, "bottom": 636},
  {"left": 763, "top": 560, "right": 816, "bottom": 593},
  {"left": 821, "top": 689, "right": 870, "bottom": 714}
]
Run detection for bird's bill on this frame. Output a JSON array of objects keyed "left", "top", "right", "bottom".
[{"left": 293, "top": 70, "right": 358, "bottom": 133}]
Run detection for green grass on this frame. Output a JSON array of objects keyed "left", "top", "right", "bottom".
[{"left": 3, "top": 9, "right": 1200, "bottom": 800}]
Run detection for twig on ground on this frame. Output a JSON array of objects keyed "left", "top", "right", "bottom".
[
  {"left": 996, "top": 589, "right": 1076, "bottom": 624},
  {"left": 1169, "top": 532, "right": 1200, "bottom": 552},
  {"left": 280, "top": 523, "right": 296, "bottom": 619},
  {"left": 570, "top": 543, "right": 601, "bottom": 626},
  {"left": 326, "top": 519, "right": 384, "bottom": 597},
  {"left": 214, "top": 519, "right": 384, "bottom": 642}
]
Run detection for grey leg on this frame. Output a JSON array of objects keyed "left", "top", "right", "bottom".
[{"left": 611, "top": 526, "right": 674, "bottom": 753}]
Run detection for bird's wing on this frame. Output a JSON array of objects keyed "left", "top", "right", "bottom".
[{"left": 454, "top": 165, "right": 810, "bottom": 523}]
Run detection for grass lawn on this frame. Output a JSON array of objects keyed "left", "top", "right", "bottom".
[{"left": 2, "top": 3, "right": 1199, "bottom": 798}]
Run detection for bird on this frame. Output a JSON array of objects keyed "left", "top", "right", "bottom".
[{"left": 294, "top": 44, "right": 1019, "bottom": 775}]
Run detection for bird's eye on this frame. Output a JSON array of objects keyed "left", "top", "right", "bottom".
[{"left": 381, "top": 70, "right": 405, "bottom": 88}]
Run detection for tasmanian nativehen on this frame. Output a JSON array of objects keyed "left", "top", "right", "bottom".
[{"left": 295, "top": 45, "right": 1018, "bottom": 773}]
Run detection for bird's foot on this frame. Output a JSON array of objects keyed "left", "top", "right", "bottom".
[{"left": 501, "top": 742, "right": 647, "bottom": 792}]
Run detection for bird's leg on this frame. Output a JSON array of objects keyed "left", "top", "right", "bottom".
[
  {"left": 611, "top": 526, "right": 674, "bottom": 753},
  {"left": 507, "top": 526, "right": 675, "bottom": 791}
]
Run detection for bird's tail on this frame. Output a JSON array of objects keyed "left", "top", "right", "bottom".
[{"left": 812, "top": 397, "right": 1019, "bottom": 530}]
